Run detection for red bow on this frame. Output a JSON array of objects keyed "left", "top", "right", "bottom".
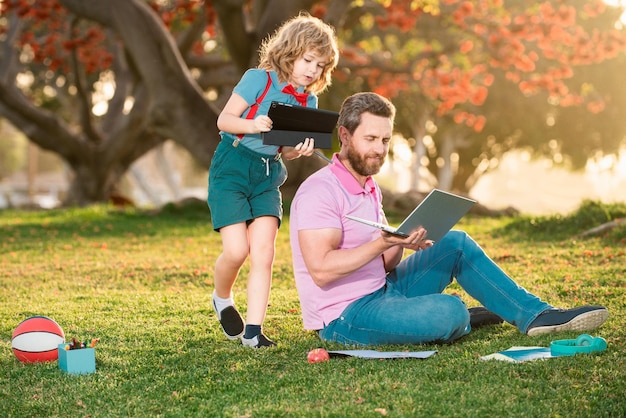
[{"left": 282, "top": 85, "right": 309, "bottom": 107}]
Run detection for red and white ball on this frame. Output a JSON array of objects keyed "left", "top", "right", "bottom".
[
  {"left": 307, "top": 348, "right": 330, "bottom": 363},
  {"left": 11, "top": 316, "right": 65, "bottom": 363}
]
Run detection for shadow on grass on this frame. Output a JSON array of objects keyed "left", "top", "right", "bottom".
[{"left": 0, "top": 200, "right": 213, "bottom": 247}]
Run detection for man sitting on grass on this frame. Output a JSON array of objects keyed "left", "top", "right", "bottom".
[{"left": 289, "top": 92, "right": 608, "bottom": 346}]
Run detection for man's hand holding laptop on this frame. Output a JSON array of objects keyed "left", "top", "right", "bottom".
[
  {"left": 382, "top": 226, "right": 434, "bottom": 251},
  {"left": 379, "top": 218, "right": 434, "bottom": 251}
]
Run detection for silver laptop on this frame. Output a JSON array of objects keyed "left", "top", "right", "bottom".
[{"left": 345, "top": 189, "right": 476, "bottom": 241}]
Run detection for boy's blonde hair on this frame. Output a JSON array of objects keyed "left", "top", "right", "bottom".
[{"left": 258, "top": 13, "right": 339, "bottom": 95}]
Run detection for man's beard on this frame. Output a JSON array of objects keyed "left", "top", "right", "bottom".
[{"left": 345, "top": 145, "right": 385, "bottom": 177}]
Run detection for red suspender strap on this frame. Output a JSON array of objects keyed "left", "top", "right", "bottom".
[{"left": 236, "top": 72, "right": 273, "bottom": 140}]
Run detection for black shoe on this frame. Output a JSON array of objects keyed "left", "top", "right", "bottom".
[
  {"left": 526, "top": 305, "right": 608, "bottom": 336},
  {"left": 212, "top": 299, "right": 244, "bottom": 340},
  {"left": 469, "top": 306, "right": 504, "bottom": 328},
  {"left": 241, "top": 333, "right": 276, "bottom": 348}
]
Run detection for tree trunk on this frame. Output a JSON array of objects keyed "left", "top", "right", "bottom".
[
  {"left": 411, "top": 118, "right": 427, "bottom": 192},
  {"left": 437, "top": 133, "right": 455, "bottom": 191},
  {"left": 64, "top": 162, "right": 119, "bottom": 206}
]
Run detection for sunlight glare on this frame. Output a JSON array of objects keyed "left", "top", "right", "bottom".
[
  {"left": 92, "top": 101, "right": 108, "bottom": 116},
  {"left": 123, "top": 97, "right": 135, "bottom": 115},
  {"left": 92, "top": 71, "right": 116, "bottom": 117},
  {"left": 618, "top": 149, "right": 626, "bottom": 176},
  {"left": 42, "top": 85, "right": 56, "bottom": 98},
  {"left": 391, "top": 136, "right": 412, "bottom": 165},
  {"left": 603, "top": 0, "right": 626, "bottom": 24},
  {"left": 16, "top": 72, "right": 34, "bottom": 89}
]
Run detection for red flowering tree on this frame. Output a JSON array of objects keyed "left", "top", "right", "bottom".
[
  {"left": 0, "top": 0, "right": 625, "bottom": 204},
  {"left": 335, "top": 0, "right": 626, "bottom": 191}
]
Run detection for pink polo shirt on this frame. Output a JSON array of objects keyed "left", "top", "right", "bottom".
[{"left": 289, "top": 154, "right": 388, "bottom": 330}]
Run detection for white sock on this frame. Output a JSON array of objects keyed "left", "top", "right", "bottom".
[{"left": 212, "top": 290, "right": 235, "bottom": 314}]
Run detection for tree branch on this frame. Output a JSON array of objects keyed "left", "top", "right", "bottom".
[
  {"left": 59, "top": 0, "right": 219, "bottom": 166},
  {"left": 176, "top": 5, "right": 208, "bottom": 58},
  {"left": 100, "top": 34, "right": 132, "bottom": 137},
  {"left": 213, "top": 0, "right": 255, "bottom": 72},
  {"left": 577, "top": 218, "right": 625, "bottom": 238},
  {"left": 0, "top": 12, "right": 87, "bottom": 165},
  {"left": 68, "top": 17, "right": 104, "bottom": 144}
]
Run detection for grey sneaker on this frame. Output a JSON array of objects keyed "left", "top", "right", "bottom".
[
  {"left": 241, "top": 333, "right": 276, "bottom": 348},
  {"left": 212, "top": 298, "right": 244, "bottom": 340},
  {"left": 526, "top": 305, "right": 608, "bottom": 336}
]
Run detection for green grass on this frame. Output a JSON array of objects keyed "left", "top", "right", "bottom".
[{"left": 1, "top": 202, "right": 625, "bottom": 417}]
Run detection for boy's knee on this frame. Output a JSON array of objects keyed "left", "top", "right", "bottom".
[{"left": 220, "top": 247, "right": 249, "bottom": 267}]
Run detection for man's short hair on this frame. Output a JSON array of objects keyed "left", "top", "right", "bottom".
[{"left": 337, "top": 92, "right": 396, "bottom": 135}]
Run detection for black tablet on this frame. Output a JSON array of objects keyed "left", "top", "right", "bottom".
[{"left": 263, "top": 101, "right": 338, "bottom": 149}]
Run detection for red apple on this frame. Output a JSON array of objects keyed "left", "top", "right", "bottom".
[{"left": 307, "top": 348, "right": 330, "bottom": 363}]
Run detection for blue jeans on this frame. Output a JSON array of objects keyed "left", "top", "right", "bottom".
[{"left": 319, "top": 230, "right": 551, "bottom": 346}]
